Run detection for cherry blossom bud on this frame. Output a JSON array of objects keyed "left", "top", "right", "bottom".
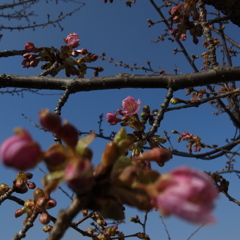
[
  {"left": 101, "top": 141, "right": 119, "bottom": 167},
  {"left": 64, "top": 157, "right": 94, "bottom": 194},
  {"left": 122, "top": 96, "right": 141, "bottom": 115},
  {"left": 25, "top": 173, "right": 33, "bottom": 179},
  {"left": 0, "top": 183, "right": 10, "bottom": 195},
  {"left": 15, "top": 209, "right": 24, "bottom": 218},
  {"left": 57, "top": 121, "right": 79, "bottom": 148},
  {"left": 39, "top": 212, "right": 51, "bottom": 225},
  {"left": 153, "top": 167, "right": 219, "bottom": 224},
  {"left": 169, "top": 3, "right": 184, "bottom": 16},
  {"left": 63, "top": 33, "right": 80, "bottom": 48},
  {"left": 44, "top": 144, "right": 67, "bottom": 172},
  {"left": 90, "top": 54, "right": 98, "bottom": 61},
  {"left": 106, "top": 112, "right": 122, "bottom": 125},
  {"left": 0, "top": 128, "right": 42, "bottom": 170},
  {"left": 26, "top": 181, "right": 36, "bottom": 189},
  {"left": 46, "top": 198, "right": 57, "bottom": 209},
  {"left": 24, "top": 42, "right": 37, "bottom": 51},
  {"left": 42, "top": 225, "right": 53, "bottom": 232},
  {"left": 39, "top": 109, "right": 62, "bottom": 133},
  {"left": 33, "top": 188, "right": 45, "bottom": 201},
  {"left": 135, "top": 148, "right": 172, "bottom": 167},
  {"left": 170, "top": 98, "right": 182, "bottom": 104}
]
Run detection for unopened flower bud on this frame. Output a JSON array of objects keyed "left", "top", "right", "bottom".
[
  {"left": 15, "top": 209, "right": 24, "bottom": 218},
  {"left": 26, "top": 181, "right": 36, "bottom": 189},
  {"left": 39, "top": 109, "right": 62, "bottom": 133},
  {"left": 135, "top": 148, "right": 172, "bottom": 167},
  {"left": 63, "top": 33, "right": 80, "bottom": 48},
  {"left": 36, "top": 197, "right": 48, "bottom": 211},
  {"left": 90, "top": 54, "right": 98, "bottom": 61},
  {"left": 42, "top": 225, "right": 53, "bottom": 232},
  {"left": 0, "top": 128, "right": 42, "bottom": 170},
  {"left": 57, "top": 121, "right": 79, "bottom": 148},
  {"left": 24, "top": 42, "right": 37, "bottom": 52},
  {"left": 25, "top": 173, "right": 33, "bottom": 179},
  {"left": 170, "top": 98, "right": 182, "bottom": 104},
  {"left": 33, "top": 188, "right": 45, "bottom": 201},
  {"left": 46, "top": 198, "right": 57, "bottom": 209},
  {"left": 101, "top": 142, "right": 119, "bottom": 167},
  {"left": 44, "top": 144, "right": 67, "bottom": 172},
  {"left": 0, "top": 183, "right": 10, "bottom": 195},
  {"left": 39, "top": 212, "right": 51, "bottom": 224},
  {"left": 64, "top": 157, "right": 94, "bottom": 194}
]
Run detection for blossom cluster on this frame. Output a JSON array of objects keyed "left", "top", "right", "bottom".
[
  {"left": 0, "top": 109, "right": 219, "bottom": 225},
  {"left": 22, "top": 33, "right": 100, "bottom": 78},
  {"left": 168, "top": 1, "right": 202, "bottom": 44},
  {"left": 106, "top": 96, "right": 141, "bottom": 125}
]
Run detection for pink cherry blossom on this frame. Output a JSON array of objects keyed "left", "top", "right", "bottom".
[
  {"left": 154, "top": 166, "right": 218, "bottom": 224},
  {"left": 0, "top": 128, "right": 42, "bottom": 170},
  {"left": 64, "top": 33, "right": 80, "bottom": 48},
  {"left": 121, "top": 96, "right": 141, "bottom": 115}
]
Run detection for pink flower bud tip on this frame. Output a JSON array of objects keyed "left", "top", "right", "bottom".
[
  {"left": 154, "top": 166, "right": 219, "bottom": 224},
  {"left": 24, "top": 42, "right": 36, "bottom": 51},
  {"left": 0, "top": 128, "right": 42, "bottom": 170},
  {"left": 106, "top": 112, "right": 121, "bottom": 125},
  {"left": 64, "top": 33, "right": 80, "bottom": 48}
]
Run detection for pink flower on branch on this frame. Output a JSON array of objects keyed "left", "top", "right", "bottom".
[
  {"left": 153, "top": 166, "right": 219, "bottom": 224},
  {"left": 121, "top": 96, "right": 141, "bottom": 115},
  {"left": 64, "top": 32, "right": 80, "bottom": 48},
  {"left": 0, "top": 128, "right": 42, "bottom": 170}
]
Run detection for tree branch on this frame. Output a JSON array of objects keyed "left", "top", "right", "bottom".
[{"left": 0, "top": 66, "right": 240, "bottom": 92}]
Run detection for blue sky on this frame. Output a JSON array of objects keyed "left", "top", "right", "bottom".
[{"left": 0, "top": 1, "right": 240, "bottom": 239}]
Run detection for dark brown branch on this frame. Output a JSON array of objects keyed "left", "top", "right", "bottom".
[
  {"left": 147, "top": 87, "right": 174, "bottom": 138},
  {"left": 0, "top": 66, "right": 240, "bottom": 92},
  {"left": 13, "top": 211, "right": 39, "bottom": 240},
  {"left": 199, "top": 0, "right": 218, "bottom": 67}
]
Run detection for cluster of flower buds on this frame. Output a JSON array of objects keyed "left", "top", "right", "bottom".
[
  {"left": 22, "top": 53, "right": 40, "bottom": 68},
  {"left": 172, "top": 130, "right": 204, "bottom": 152},
  {"left": 22, "top": 33, "right": 101, "bottom": 78},
  {"left": 106, "top": 97, "right": 167, "bottom": 154},
  {"left": 15, "top": 187, "right": 56, "bottom": 225},
  {"left": 170, "top": 88, "right": 207, "bottom": 105},
  {"left": 39, "top": 109, "right": 95, "bottom": 194},
  {"left": 13, "top": 172, "right": 36, "bottom": 194},
  {"left": 168, "top": 1, "right": 202, "bottom": 44}
]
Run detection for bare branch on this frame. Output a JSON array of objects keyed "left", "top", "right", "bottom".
[{"left": 0, "top": 66, "right": 240, "bottom": 92}]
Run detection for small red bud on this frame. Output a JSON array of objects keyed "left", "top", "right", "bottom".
[
  {"left": 15, "top": 209, "right": 24, "bottom": 218},
  {"left": 46, "top": 198, "right": 57, "bottom": 209},
  {"left": 57, "top": 121, "right": 79, "bottom": 148},
  {"left": 39, "top": 109, "right": 62, "bottom": 133},
  {"left": 27, "top": 181, "right": 36, "bottom": 189},
  {"left": 39, "top": 212, "right": 51, "bottom": 224}
]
